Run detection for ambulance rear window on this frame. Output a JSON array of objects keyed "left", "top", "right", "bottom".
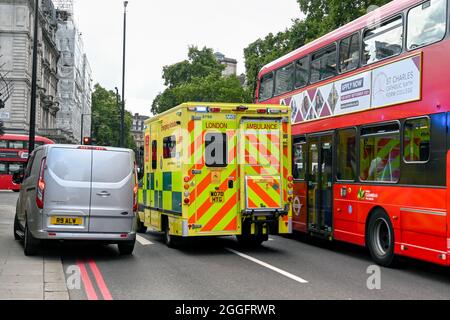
[
  {"left": 163, "top": 136, "right": 176, "bottom": 159},
  {"left": 205, "top": 133, "right": 227, "bottom": 167}
]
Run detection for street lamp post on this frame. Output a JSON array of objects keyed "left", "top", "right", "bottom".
[
  {"left": 80, "top": 113, "right": 91, "bottom": 143},
  {"left": 28, "top": 0, "right": 39, "bottom": 155},
  {"left": 120, "top": 1, "right": 128, "bottom": 148}
]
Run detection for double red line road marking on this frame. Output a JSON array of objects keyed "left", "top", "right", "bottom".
[{"left": 76, "top": 259, "right": 112, "bottom": 300}]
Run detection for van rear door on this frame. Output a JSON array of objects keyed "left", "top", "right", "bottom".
[
  {"left": 88, "top": 149, "right": 135, "bottom": 233},
  {"left": 45, "top": 147, "right": 92, "bottom": 233}
]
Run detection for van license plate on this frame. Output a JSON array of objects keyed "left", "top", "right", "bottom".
[{"left": 51, "top": 217, "right": 83, "bottom": 226}]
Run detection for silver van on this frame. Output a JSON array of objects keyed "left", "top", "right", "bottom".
[{"left": 12, "top": 144, "right": 137, "bottom": 256}]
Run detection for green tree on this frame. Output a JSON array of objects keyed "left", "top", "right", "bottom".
[
  {"left": 162, "top": 46, "right": 225, "bottom": 88},
  {"left": 152, "top": 46, "right": 252, "bottom": 114},
  {"left": 244, "top": 0, "right": 393, "bottom": 97},
  {"left": 91, "top": 84, "right": 136, "bottom": 149},
  {"left": 152, "top": 74, "right": 252, "bottom": 115}
]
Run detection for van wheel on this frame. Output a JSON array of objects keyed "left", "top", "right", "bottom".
[
  {"left": 367, "top": 209, "right": 396, "bottom": 267},
  {"left": 136, "top": 218, "right": 147, "bottom": 233},
  {"left": 118, "top": 240, "right": 135, "bottom": 255},
  {"left": 13, "top": 213, "right": 22, "bottom": 240},
  {"left": 23, "top": 221, "right": 39, "bottom": 256}
]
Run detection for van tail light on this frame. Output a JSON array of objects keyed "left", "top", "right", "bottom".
[
  {"left": 133, "top": 162, "right": 138, "bottom": 212},
  {"left": 36, "top": 157, "right": 47, "bottom": 209}
]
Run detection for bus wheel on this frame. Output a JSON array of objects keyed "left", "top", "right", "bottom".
[
  {"left": 136, "top": 217, "right": 147, "bottom": 233},
  {"left": 367, "top": 209, "right": 396, "bottom": 267}
]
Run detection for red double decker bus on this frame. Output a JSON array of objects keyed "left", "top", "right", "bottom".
[
  {"left": 256, "top": 0, "right": 450, "bottom": 266},
  {"left": 0, "top": 134, "right": 54, "bottom": 191}
]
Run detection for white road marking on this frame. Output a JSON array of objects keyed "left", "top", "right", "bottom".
[
  {"left": 225, "top": 248, "right": 308, "bottom": 284},
  {"left": 136, "top": 235, "right": 154, "bottom": 246},
  {"left": 268, "top": 237, "right": 275, "bottom": 241}
]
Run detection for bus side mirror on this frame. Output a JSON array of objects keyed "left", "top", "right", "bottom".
[{"left": 12, "top": 170, "right": 25, "bottom": 185}]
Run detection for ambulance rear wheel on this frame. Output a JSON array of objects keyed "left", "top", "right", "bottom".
[
  {"left": 164, "top": 219, "right": 180, "bottom": 248},
  {"left": 136, "top": 217, "right": 147, "bottom": 233},
  {"left": 236, "top": 234, "right": 267, "bottom": 247}
]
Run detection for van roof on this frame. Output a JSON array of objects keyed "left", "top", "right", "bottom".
[
  {"left": 145, "top": 102, "right": 290, "bottom": 125},
  {"left": 39, "top": 144, "right": 134, "bottom": 153}
]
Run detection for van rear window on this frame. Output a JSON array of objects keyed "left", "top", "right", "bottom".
[
  {"left": 92, "top": 151, "right": 132, "bottom": 183},
  {"left": 48, "top": 148, "right": 91, "bottom": 182}
]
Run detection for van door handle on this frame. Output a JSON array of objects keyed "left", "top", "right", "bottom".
[{"left": 97, "top": 191, "right": 111, "bottom": 197}]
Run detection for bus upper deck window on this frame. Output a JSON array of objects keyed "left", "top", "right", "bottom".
[
  {"left": 407, "top": 0, "right": 446, "bottom": 50},
  {"left": 259, "top": 73, "right": 274, "bottom": 102},
  {"left": 363, "top": 16, "right": 403, "bottom": 65}
]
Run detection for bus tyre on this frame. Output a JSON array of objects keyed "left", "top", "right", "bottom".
[
  {"left": 367, "top": 209, "right": 396, "bottom": 267},
  {"left": 118, "top": 240, "right": 135, "bottom": 255},
  {"left": 13, "top": 213, "right": 22, "bottom": 240},
  {"left": 23, "top": 220, "right": 39, "bottom": 256},
  {"left": 136, "top": 218, "right": 147, "bottom": 233}
]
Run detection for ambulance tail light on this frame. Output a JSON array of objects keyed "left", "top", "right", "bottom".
[
  {"left": 36, "top": 157, "right": 47, "bottom": 209},
  {"left": 209, "top": 107, "right": 221, "bottom": 113},
  {"left": 257, "top": 109, "right": 267, "bottom": 114},
  {"left": 184, "top": 198, "right": 190, "bottom": 205},
  {"left": 280, "top": 109, "right": 289, "bottom": 114},
  {"left": 287, "top": 176, "right": 294, "bottom": 182},
  {"left": 184, "top": 176, "right": 190, "bottom": 183}
]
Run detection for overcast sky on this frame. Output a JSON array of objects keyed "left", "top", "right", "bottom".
[{"left": 72, "top": 0, "right": 302, "bottom": 116}]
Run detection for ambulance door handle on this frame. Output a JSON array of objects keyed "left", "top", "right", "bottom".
[{"left": 228, "top": 180, "right": 234, "bottom": 189}]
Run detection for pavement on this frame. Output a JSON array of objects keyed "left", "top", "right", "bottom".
[
  {"left": 0, "top": 191, "right": 69, "bottom": 300},
  {"left": 1, "top": 191, "right": 450, "bottom": 300}
]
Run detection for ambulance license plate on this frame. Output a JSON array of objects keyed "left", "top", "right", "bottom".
[{"left": 51, "top": 217, "right": 83, "bottom": 226}]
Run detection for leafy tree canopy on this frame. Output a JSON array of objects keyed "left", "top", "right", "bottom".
[
  {"left": 244, "top": 0, "right": 393, "bottom": 97},
  {"left": 91, "top": 83, "right": 136, "bottom": 149},
  {"left": 162, "top": 46, "right": 225, "bottom": 88},
  {"left": 152, "top": 46, "right": 252, "bottom": 114}
]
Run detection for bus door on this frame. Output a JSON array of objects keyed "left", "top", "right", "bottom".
[{"left": 307, "top": 134, "right": 333, "bottom": 236}]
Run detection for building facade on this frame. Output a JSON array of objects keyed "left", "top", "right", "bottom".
[
  {"left": 55, "top": 8, "right": 92, "bottom": 144},
  {"left": 214, "top": 52, "right": 237, "bottom": 77},
  {"left": 0, "top": 0, "right": 91, "bottom": 144},
  {"left": 0, "top": 0, "right": 60, "bottom": 138},
  {"left": 131, "top": 113, "right": 149, "bottom": 150}
]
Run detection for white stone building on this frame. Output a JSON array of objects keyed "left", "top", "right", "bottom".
[
  {"left": 55, "top": 8, "right": 92, "bottom": 144},
  {"left": 0, "top": 0, "right": 92, "bottom": 144},
  {"left": 0, "top": 0, "right": 60, "bottom": 138}
]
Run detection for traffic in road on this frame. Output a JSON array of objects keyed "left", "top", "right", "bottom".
[{"left": 2, "top": 191, "right": 449, "bottom": 300}]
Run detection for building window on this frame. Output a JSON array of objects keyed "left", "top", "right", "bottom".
[
  {"left": 274, "top": 64, "right": 294, "bottom": 96},
  {"left": 259, "top": 73, "right": 274, "bottom": 101},
  {"left": 407, "top": 0, "right": 446, "bottom": 50},
  {"left": 363, "top": 16, "right": 403, "bottom": 65},
  {"left": 339, "top": 33, "right": 360, "bottom": 73},
  {"left": 310, "top": 44, "right": 337, "bottom": 84},
  {"left": 163, "top": 136, "right": 176, "bottom": 159},
  {"left": 360, "top": 123, "right": 400, "bottom": 182},
  {"left": 404, "top": 117, "right": 430, "bottom": 162},
  {"left": 336, "top": 128, "right": 357, "bottom": 181},
  {"left": 205, "top": 133, "right": 227, "bottom": 167}
]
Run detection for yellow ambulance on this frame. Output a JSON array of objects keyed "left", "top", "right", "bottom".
[{"left": 137, "top": 102, "right": 293, "bottom": 247}]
